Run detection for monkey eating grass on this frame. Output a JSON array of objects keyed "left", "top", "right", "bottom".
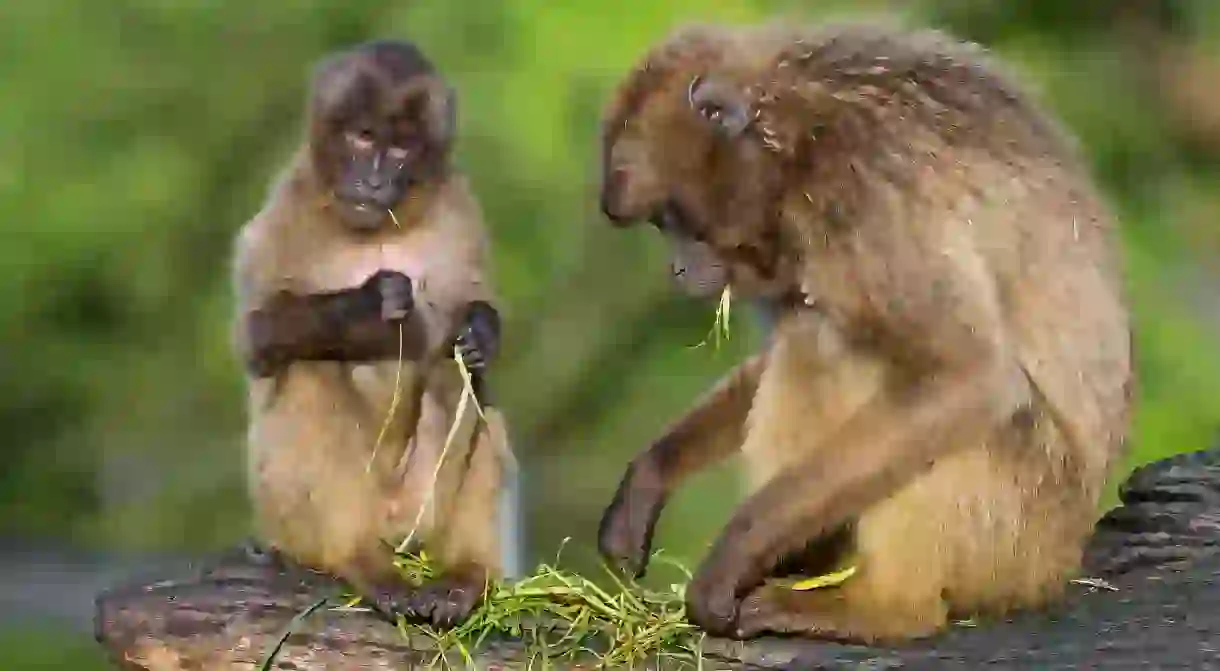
[
  {"left": 595, "top": 21, "right": 1134, "bottom": 643},
  {"left": 231, "top": 39, "right": 513, "bottom": 629}
]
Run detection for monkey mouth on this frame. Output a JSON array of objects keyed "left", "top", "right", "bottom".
[
  {"left": 336, "top": 199, "right": 390, "bottom": 231},
  {"left": 649, "top": 201, "right": 691, "bottom": 236}
]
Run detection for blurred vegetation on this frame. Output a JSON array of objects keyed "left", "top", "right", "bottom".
[{"left": 3, "top": 0, "right": 1220, "bottom": 668}]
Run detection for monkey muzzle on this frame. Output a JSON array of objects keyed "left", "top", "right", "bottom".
[
  {"left": 649, "top": 203, "right": 730, "bottom": 299},
  {"left": 334, "top": 151, "right": 411, "bottom": 231}
]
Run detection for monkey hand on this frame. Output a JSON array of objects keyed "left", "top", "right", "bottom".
[
  {"left": 455, "top": 301, "right": 500, "bottom": 373},
  {"left": 685, "top": 547, "right": 749, "bottom": 638},
  {"left": 597, "top": 458, "right": 666, "bottom": 578},
  {"left": 363, "top": 270, "right": 415, "bottom": 322}
]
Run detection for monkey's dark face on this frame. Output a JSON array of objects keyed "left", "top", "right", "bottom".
[
  {"left": 656, "top": 207, "right": 730, "bottom": 299},
  {"left": 326, "top": 118, "right": 431, "bottom": 234},
  {"left": 328, "top": 125, "right": 415, "bottom": 229},
  {"left": 600, "top": 72, "right": 786, "bottom": 300},
  {"left": 310, "top": 56, "right": 456, "bottom": 232}
]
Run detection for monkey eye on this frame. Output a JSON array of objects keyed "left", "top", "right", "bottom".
[
  {"left": 698, "top": 104, "right": 723, "bottom": 122},
  {"left": 346, "top": 129, "right": 376, "bottom": 152}
]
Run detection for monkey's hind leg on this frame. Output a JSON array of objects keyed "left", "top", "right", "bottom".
[
  {"left": 735, "top": 457, "right": 962, "bottom": 643},
  {"left": 385, "top": 390, "right": 508, "bottom": 629}
]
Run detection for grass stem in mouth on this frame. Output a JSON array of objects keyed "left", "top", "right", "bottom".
[{"left": 691, "top": 285, "right": 733, "bottom": 350}]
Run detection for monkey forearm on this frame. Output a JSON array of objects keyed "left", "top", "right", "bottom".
[
  {"left": 641, "top": 352, "right": 767, "bottom": 489},
  {"left": 687, "top": 359, "right": 1017, "bottom": 624},
  {"left": 598, "top": 353, "right": 767, "bottom": 577},
  {"left": 244, "top": 287, "right": 428, "bottom": 376}
]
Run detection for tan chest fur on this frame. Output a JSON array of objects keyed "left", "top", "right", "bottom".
[{"left": 742, "top": 310, "right": 888, "bottom": 489}]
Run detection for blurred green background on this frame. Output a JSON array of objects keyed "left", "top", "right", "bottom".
[{"left": 4, "top": 0, "right": 1220, "bottom": 667}]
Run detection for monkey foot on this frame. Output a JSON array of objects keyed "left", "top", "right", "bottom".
[
  {"left": 398, "top": 574, "right": 487, "bottom": 629},
  {"left": 734, "top": 583, "right": 944, "bottom": 643},
  {"left": 360, "top": 575, "right": 486, "bottom": 630},
  {"left": 359, "top": 582, "right": 418, "bottom": 624}
]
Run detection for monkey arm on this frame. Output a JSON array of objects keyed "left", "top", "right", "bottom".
[
  {"left": 632, "top": 352, "right": 768, "bottom": 489},
  {"left": 452, "top": 299, "right": 501, "bottom": 404},
  {"left": 685, "top": 252, "right": 1023, "bottom": 634},
  {"left": 689, "top": 356, "right": 1015, "bottom": 627},
  {"left": 598, "top": 352, "right": 768, "bottom": 577},
  {"left": 242, "top": 278, "right": 430, "bottom": 378}
]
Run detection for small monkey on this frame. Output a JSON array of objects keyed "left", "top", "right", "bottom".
[
  {"left": 232, "top": 39, "right": 512, "bottom": 628},
  {"left": 596, "top": 21, "right": 1133, "bottom": 643}
]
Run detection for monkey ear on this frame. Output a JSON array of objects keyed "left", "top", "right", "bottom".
[{"left": 687, "top": 75, "right": 752, "bottom": 138}]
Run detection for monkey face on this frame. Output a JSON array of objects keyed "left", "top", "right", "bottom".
[
  {"left": 600, "top": 70, "right": 788, "bottom": 300},
  {"left": 310, "top": 47, "right": 456, "bottom": 232},
  {"left": 327, "top": 125, "right": 415, "bottom": 230}
]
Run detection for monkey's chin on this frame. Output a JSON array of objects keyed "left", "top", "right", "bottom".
[{"left": 335, "top": 201, "right": 390, "bottom": 232}]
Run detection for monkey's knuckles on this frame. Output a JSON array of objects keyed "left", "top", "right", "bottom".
[
  {"left": 733, "top": 586, "right": 799, "bottom": 639},
  {"left": 402, "top": 579, "right": 483, "bottom": 629},
  {"left": 370, "top": 270, "right": 414, "bottom": 320},
  {"left": 596, "top": 503, "right": 653, "bottom": 578},
  {"left": 455, "top": 328, "right": 492, "bottom": 370},
  {"left": 685, "top": 565, "right": 745, "bottom": 637}
]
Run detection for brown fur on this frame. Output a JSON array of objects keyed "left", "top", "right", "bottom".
[
  {"left": 232, "top": 41, "right": 512, "bottom": 628},
  {"left": 596, "top": 20, "right": 1133, "bottom": 643}
]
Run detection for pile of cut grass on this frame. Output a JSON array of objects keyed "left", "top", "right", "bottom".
[
  {"left": 312, "top": 545, "right": 853, "bottom": 670},
  {"left": 386, "top": 544, "right": 706, "bottom": 670}
]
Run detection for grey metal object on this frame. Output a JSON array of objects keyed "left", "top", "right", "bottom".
[{"left": 499, "top": 454, "right": 524, "bottom": 578}]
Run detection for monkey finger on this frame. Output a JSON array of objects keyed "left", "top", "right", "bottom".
[
  {"left": 735, "top": 586, "right": 814, "bottom": 639},
  {"left": 377, "top": 274, "right": 415, "bottom": 320},
  {"left": 455, "top": 334, "right": 476, "bottom": 353},
  {"left": 685, "top": 567, "right": 744, "bottom": 637},
  {"left": 401, "top": 578, "right": 483, "bottom": 629},
  {"left": 596, "top": 522, "right": 652, "bottom": 579},
  {"left": 381, "top": 296, "right": 413, "bottom": 322},
  {"left": 359, "top": 583, "right": 416, "bottom": 624},
  {"left": 461, "top": 353, "right": 486, "bottom": 370}
]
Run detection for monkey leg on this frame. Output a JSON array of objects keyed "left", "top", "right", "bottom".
[
  {"left": 734, "top": 513, "right": 949, "bottom": 643},
  {"left": 732, "top": 459, "right": 959, "bottom": 643},
  {"left": 736, "top": 428, "right": 1094, "bottom": 643},
  {"left": 410, "top": 409, "right": 508, "bottom": 629},
  {"left": 683, "top": 355, "right": 1014, "bottom": 637},
  {"left": 599, "top": 353, "right": 767, "bottom": 577},
  {"left": 247, "top": 368, "right": 422, "bottom": 624},
  {"left": 373, "top": 386, "right": 506, "bottom": 629}
]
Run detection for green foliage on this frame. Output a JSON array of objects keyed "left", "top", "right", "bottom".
[{"left": 4, "top": 1, "right": 1220, "bottom": 668}]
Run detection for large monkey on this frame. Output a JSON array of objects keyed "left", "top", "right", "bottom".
[
  {"left": 232, "top": 39, "right": 511, "bottom": 628},
  {"left": 595, "top": 22, "right": 1134, "bottom": 643}
]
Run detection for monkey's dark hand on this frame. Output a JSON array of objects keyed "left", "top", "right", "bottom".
[
  {"left": 362, "top": 269, "right": 415, "bottom": 322},
  {"left": 598, "top": 457, "right": 666, "bottom": 578},
  {"left": 685, "top": 551, "right": 748, "bottom": 638},
  {"left": 454, "top": 301, "right": 500, "bottom": 373}
]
